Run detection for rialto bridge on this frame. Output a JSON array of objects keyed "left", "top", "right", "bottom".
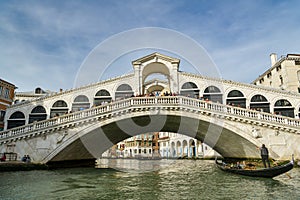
[{"left": 1, "top": 52, "right": 300, "bottom": 164}]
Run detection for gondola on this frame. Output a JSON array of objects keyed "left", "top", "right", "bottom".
[{"left": 215, "top": 158, "right": 294, "bottom": 178}]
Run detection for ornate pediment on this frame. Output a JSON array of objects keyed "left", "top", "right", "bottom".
[{"left": 132, "top": 52, "right": 180, "bottom": 65}]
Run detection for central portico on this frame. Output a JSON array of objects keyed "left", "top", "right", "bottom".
[{"left": 132, "top": 52, "right": 180, "bottom": 95}]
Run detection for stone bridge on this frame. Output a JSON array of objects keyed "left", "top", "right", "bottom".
[{"left": 1, "top": 96, "right": 299, "bottom": 164}]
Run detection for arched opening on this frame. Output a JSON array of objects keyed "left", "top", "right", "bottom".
[
  {"left": 182, "top": 140, "right": 188, "bottom": 157},
  {"left": 203, "top": 86, "right": 223, "bottom": 103},
  {"left": 29, "top": 106, "right": 47, "bottom": 123},
  {"left": 250, "top": 95, "right": 270, "bottom": 113},
  {"left": 274, "top": 99, "right": 294, "bottom": 118},
  {"left": 35, "top": 87, "right": 44, "bottom": 94},
  {"left": 180, "top": 82, "right": 199, "bottom": 98},
  {"left": 50, "top": 100, "right": 68, "bottom": 118},
  {"left": 7, "top": 111, "right": 26, "bottom": 129},
  {"left": 171, "top": 142, "right": 176, "bottom": 157},
  {"left": 115, "top": 84, "right": 134, "bottom": 100},
  {"left": 189, "top": 139, "right": 196, "bottom": 157},
  {"left": 142, "top": 62, "right": 171, "bottom": 96},
  {"left": 226, "top": 90, "right": 246, "bottom": 108},
  {"left": 176, "top": 141, "right": 182, "bottom": 157},
  {"left": 94, "top": 89, "right": 112, "bottom": 106},
  {"left": 72, "top": 95, "right": 90, "bottom": 112},
  {"left": 144, "top": 74, "right": 169, "bottom": 96}
]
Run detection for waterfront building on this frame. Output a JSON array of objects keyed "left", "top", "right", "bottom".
[
  {"left": 102, "top": 133, "right": 153, "bottom": 158},
  {"left": 252, "top": 53, "right": 300, "bottom": 117},
  {"left": 158, "top": 132, "right": 218, "bottom": 158},
  {"left": 0, "top": 79, "right": 17, "bottom": 131},
  {"left": 253, "top": 53, "right": 300, "bottom": 93},
  {"left": 102, "top": 132, "right": 218, "bottom": 159}
]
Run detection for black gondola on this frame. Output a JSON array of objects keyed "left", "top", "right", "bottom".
[{"left": 215, "top": 158, "right": 294, "bottom": 178}]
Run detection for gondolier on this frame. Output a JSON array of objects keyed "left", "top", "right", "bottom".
[{"left": 260, "top": 144, "right": 270, "bottom": 168}]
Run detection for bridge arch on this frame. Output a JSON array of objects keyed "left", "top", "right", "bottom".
[
  {"left": 180, "top": 81, "right": 199, "bottom": 98},
  {"left": 115, "top": 84, "right": 134, "bottom": 100},
  {"left": 226, "top": 89, "right": 246, "bottom": 108},
  {"left": 43, "top": 108, "right": 265, "bottom": 164},
  {"left": 94, "top": 89, "right": 112, "bottom": 106},
  {"left": 72, "top": 95, "right": 90, "bottom": 112},
  {"left": 7, "top": 111, "right": 26, "bottom": 129},
  {"left": 50, "top": 100, "right": 68, "bottom": 118},
  {"left": 250, "top": 94, "right": 270, "bottom": 112},
  {"left": 29, "top": 106, "right": 47, "bottom": 123},
  {"left": 203, "top": 85, "right": 223, "bottom": 103},
  {"left": 274, "top": 99, "right": 294, "bottom": 118}
]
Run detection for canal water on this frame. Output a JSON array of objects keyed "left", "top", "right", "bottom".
[{"left": 0, "top": 160, "right": 299, "bottom": 200}]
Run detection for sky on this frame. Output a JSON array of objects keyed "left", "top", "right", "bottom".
[{"left": 1, "top": 0, "right": 300, "bottom": 92}]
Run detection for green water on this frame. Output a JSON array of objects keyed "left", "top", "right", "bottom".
[{"left": 0, "top": 160, "right": 299, "bottom": 200}]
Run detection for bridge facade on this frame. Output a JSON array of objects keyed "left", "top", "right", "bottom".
[{"left": 1, "top": 52, "right": 300, "bottom": 164}]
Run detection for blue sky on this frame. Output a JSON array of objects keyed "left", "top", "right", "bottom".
[{"left": 1, "top": 0, "right": 300, "bottom": 91}]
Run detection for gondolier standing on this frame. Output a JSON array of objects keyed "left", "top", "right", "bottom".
[{"left": 260, "top": 144, "right": 270, "bottom": 168}]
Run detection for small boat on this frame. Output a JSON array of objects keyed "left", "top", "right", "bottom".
[{"left": 215, "top": 158, "right": 294, "bottom": 178}]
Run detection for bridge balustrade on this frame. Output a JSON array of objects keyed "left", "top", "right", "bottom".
[{"left": 1, "top": 96, "right": 300, "bottom": 142}]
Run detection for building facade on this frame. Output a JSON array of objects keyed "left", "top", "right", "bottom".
[
  {"left": 253, "top": 53, "right": 300, "bottom": 93},
  {"left": 158, "top": 132, "right": 218, "bottom": 159},
  {"left": 14, "top": 87, "right": 54, "bottom": 104},
  {"left": 102, "top": 132, "right": 218, "bottom": 159},
  {"left": 0, "top": 79, "right": 16, "bottom": 131}
]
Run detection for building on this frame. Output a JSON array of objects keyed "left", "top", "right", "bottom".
[
  {"left": 0, "top": 79, "right": 17, "bottom": 131},
  {"left": 102, "top": 133, "right": 153, "bottom": 158},
  {"left": 102, "top": 132, "right": 218, "bottom": 159},
  {"left": 14, "top": 87, "right": 54, "bottom": 104},
  {"left": 253, "top": 53, "right": 300, "bottom": 93},
  {"left": 158, "top": 132, "right": 218, "bottom": 159}
]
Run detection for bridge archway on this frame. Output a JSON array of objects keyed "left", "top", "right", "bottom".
[
  {"left": 203, "top": 85, "right": 222, "bottom": 103},
  {"left": 44, "top": 110, "right": 264, "bottom": 164},
  {"left": 94, "top": 89, "right": 112, "bottom": 106},
  {"left": 50, "top": 100, "right": 68, "bottom": 118},
  {"left": 115, "top": 84, "right": 134, "bottom": 100},
  {"left": 132, "top": 53, "right": 180, "bottom": 95},
  {"left": 29, "top": 106, "right": 47, "bottom": 123},
  {"left": 226, "top": 90, "right": 246, "bottom": 108},
  {"left": 7, "top": 111, "right": 25, "bottom": 129},
  {"left": 274, "top": 99, "right": 294, "bottom": 118}
]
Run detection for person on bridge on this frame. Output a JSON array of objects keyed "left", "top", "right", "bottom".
[
  {"left": 260, "top": 144, "right": 270, "bottom": 168},
  {"left": 0, "top": 153, "right": 6, "bottom": 162}
]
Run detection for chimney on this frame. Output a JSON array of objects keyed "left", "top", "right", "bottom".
[{"left": 270, "top": 53, "right": 277, "bottom": 66}]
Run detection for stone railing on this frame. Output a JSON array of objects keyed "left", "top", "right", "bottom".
[{"left": 1, "top": 96, "right": 300, "bottom": 142}]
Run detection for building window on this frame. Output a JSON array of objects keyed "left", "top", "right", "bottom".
[
  {"left": 267, "top": 72, "right": 272, "bottom": 78},
  {"left": 0, "top": 110, "right": 5, "bottom": 121},
  {"left": 203, "top": 85, "right": 223, "bottom": 103},
  {"left": 180, "top": 82, "right": 199, "bottom": 98},
  {"left": 279, "top": 75, "right": 283, "bottom": 85},
  {"left": 4, "top": 88, "right": 9, "bottom": 98},
  {"left": 0, "top": 86, "right": 2, "bottom": 96},
  {"left": 276, "top": 65, "right": 281, "bottom": 71},
  {"left": 259, "top": 78, "right": 264, "bottom": 83}
]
